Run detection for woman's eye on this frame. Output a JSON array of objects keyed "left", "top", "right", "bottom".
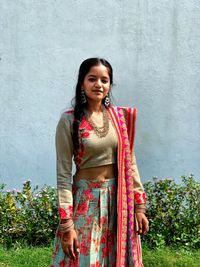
[
  {"left": 88, "top": 78, "right": 96, "bottom": 82},
  {"left": 102, "top": 80, "right": 108, "bottom": 84}
]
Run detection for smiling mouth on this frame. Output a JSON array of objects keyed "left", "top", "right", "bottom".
[{"left": 93, "top": 90, "right": 103, "bottom": 93}]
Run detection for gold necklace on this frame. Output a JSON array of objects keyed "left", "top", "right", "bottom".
[{"left": 85, "top": 107, "right": 110, "bottom": 138}]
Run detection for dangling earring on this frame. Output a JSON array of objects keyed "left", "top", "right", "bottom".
[
  {"left": 81, "top": 89, "right": 87, "bottom": 104},
  {"left": 104, "top": 94, "right": 110, "bottom": 108}
]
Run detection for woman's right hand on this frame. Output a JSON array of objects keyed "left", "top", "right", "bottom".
[{"left": 61, "top": 229, "right": 79, "bottom": 261}]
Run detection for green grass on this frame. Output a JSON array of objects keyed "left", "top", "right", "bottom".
[
  {"left": 0, "top": 245, "right": 199, "bottom": 267},
  {"left": 143, "top": 246, "right": 200, "bottom": 267},
  {"left": 0, "top": 246, "right": 52, "bottom": 267}
]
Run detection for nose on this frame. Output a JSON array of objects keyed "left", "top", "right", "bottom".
[{"left": 94, "top": 79, "right": 102, "bottom": 88}]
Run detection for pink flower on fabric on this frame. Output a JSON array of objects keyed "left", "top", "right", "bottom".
[
  {"left": 59, "top": 208, "right": 67, "bottom": 219},
  {"left": 79, "top": 117, "right": 93, "bottom": 140},
  {"left": 79, "top": 118, "right": 87, "bottom": 129},
  {"left": 80, "top": 240, "right": 89, "bottom": 255},
  {"left": 90, "top": 261, "right": 100, "bottom": 267},
  {"left": 87, "top": 234, "right": 92, "bottom": 245},
  {"left": 79, "top": 118, "right": 93, "bottom": 131},
  {"left": 81, "top": 132, "right": 90, "bottom": 138},
  {"left": 135, "top": 192, "right": 147, "bottom": 204},
  {"left": 76, "top": 202, "right": 88, "bottom": 215},
  {"left": 68, "top": 205, "right": 73, "bottom": 217},
  {"left": 83, "top": 190, "right": 95, "bottom": 200},
  {"left": 134, "top": 192, "right": 142, "bottom": 204},
  {"left": 69, "top": 259, "right": 79, "bottom": 267},
  {"left": 59, "top": 206, "right": 73, "bottom": 219},
  {"left": 102, "top": 246, "right": 109, "bottom": 258},
  {"left": 86, "top": 215, "right": 93, "bottom": 226},
  {"left": 100, "top": 216, "right": 108, "bottom": 225},
  {"left": 135, "top": 192, "right": 141, "bottom": 200},
  {"left": 88, "top": 182, "right": 102, "bottom": 189},
  {"left": 142, "top": 192, "right": 147, "bottom": 202},
  {"left": 59, "top": 259, "right": 66, "bottom": 267},
  {"left": 101, "top": 233, "right": 107, "bottom": 244}
]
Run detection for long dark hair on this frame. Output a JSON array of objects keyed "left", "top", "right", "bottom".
[{"left": 71, "top": 58, "right": 113, "bottom": 152}]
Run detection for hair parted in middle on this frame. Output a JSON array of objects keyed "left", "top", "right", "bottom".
[{"left": 71, "top": 57, "right": 113, "bottom": 152}]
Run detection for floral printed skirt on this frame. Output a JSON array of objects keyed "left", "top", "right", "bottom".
[{"left": 51, "top": 178, "right": 117, "bottom": 267}]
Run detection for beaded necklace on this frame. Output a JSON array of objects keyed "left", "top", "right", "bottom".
[{"left": 85, "top": 106, "right": 110, "bottom": 138}]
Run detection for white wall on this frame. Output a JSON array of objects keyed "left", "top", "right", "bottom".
[{"left": 0, "top": 0, "right": 199, "bottom": 189}]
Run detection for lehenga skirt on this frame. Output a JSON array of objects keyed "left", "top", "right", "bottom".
[{"left": 51, "top": 178, "right": 117, "bottom": 267}]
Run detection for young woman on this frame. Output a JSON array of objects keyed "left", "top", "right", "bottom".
[{"left": 51, "top": 58, "right": 149, "bottom": 267}]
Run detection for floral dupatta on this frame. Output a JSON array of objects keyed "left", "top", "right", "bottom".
[{"left": 108, "top": 106, "right": 144, "bottom": 267}]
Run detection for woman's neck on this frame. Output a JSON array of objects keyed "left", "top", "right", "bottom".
[{"left": 86, "top": 100, "right": 103, "bottom": 114}]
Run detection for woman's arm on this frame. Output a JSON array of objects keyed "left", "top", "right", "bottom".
[
  {"left": 56, "top": 113, "right": 80, "bottom": 260},
  {"left": 131, "top": 151, "right": 147, "bottom": 208},
  {"left": 131, "top": 150, "right": 149, "bottom": 234},
  {"left": 56, "top": 113, "right": 74, "bottom": 232}
]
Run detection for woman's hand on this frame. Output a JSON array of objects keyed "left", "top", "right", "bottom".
[
  {"left": 61, "top": 229, "right": 79, "bottom": 261},
  {"left": 135, "top": 213, "right": 149, "bottom": 235}
]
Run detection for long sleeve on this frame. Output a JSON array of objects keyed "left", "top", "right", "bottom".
[
  {"left": 131, "top": 150, "right": 147, "bottom": 206},
  {"left": 56, "top": 114, "right": 74, "bottom": 220}
]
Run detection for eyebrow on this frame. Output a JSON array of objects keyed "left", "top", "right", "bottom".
[{"left": 87, "top": 74, "right": 109, "bottom": 79}]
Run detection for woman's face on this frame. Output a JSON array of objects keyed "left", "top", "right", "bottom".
[{"left": 82, "top": 64, "right": 111, "bottom": 103}]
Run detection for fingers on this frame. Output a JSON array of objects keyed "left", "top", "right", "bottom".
[
  {"left": 61, "top": 231, "right": 79, "bottom": 261},
  {"left": 138, "top": 220, "right": 143, "bottom": 235},
  {"left": 62, "top": 241, "right": 76, "bottom": 261},
  {"left": 136, "top": 213, "right": 149, "bottom": 235},
  {"left": 74, "top": 238, "right": 80, "bottom": 256},
  {"left": 67, "top": 243, "right": 76, "bottom": 261},
  {"left": 136, "top": 213, "right": 143, "bottom": 235},
  {"left": 143, "top": 217, "right": 149, "bottom": 235},
  {"left": 61, "top": 234, "right": 68, "bottom": 255}
]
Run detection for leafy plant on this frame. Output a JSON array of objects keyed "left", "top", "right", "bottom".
[
  {"left": 0, "top": 175, "right": 199, "bottom": 249},
  {"left": 142, "top": 175, "right": 200, "bottom": 249},
  {"left": 0, "top": 181, "right": 58, "bottom": 248}
]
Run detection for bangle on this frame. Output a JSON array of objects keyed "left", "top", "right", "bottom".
[
  {"left": 59, "top": 219, "right": 74, "bottom": 233},
  {"left": 135, "top": 204, "right": 147, "bottom": 214}
]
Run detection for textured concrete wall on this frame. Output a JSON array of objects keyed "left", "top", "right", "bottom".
[{"left": 0, "top": 0, "right": 200, "bottom": 189}]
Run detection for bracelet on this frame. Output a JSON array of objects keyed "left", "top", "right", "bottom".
[
  {"left": 59, "top": 219, "right": 74, "bottom": 233},
  {"left": 135, "top": 204, "right": 147, "bottom": 214}
]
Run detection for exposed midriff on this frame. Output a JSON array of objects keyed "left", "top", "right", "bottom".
[{"left": 74, "top": 163, "right": 118, "bottom": 181}]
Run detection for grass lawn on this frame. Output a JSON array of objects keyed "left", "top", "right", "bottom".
[
  {"left": 0, "top": 246, "right": 51, "bottom": 267},
  {"left": 143, "top": 246, "right": 200, "bottom": 267},
  {"left": 0, "top": 245, "right": 199, "bottom": 267}
]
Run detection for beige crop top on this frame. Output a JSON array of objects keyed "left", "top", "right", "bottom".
[
  {"left": 56, "top": 109, "right": 118, "bottom": 220},
  {"left": 75, "top": 118, "right": 118, "bottom": 169},
  {"left": 56, "top": 110, "right": 118, "bottom": 170}
]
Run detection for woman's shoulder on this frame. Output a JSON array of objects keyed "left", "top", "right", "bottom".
[
  {"left": 61, "top": 108, "right": 74, "bottom": 119},
  {"left": 58, "top": 109, "right": 74, "bottom": 126}
]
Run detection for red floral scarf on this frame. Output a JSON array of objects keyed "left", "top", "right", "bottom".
[{"left": 108, "top": 106, "right": 145, "bottom": 267}]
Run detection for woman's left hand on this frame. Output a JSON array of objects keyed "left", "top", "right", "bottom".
[{"left": 135, "top": 213, "right": 149, "bottom": 235}]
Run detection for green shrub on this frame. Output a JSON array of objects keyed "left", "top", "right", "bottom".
[
  {"left": 142, "top": 175, "right": 200, "bottom": 249},
  {"left": 0, "top": 175, "right": 199, "bottom": 249},
  {"left": 0, "top": 181, "right": 58, "bottom": 248}
]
